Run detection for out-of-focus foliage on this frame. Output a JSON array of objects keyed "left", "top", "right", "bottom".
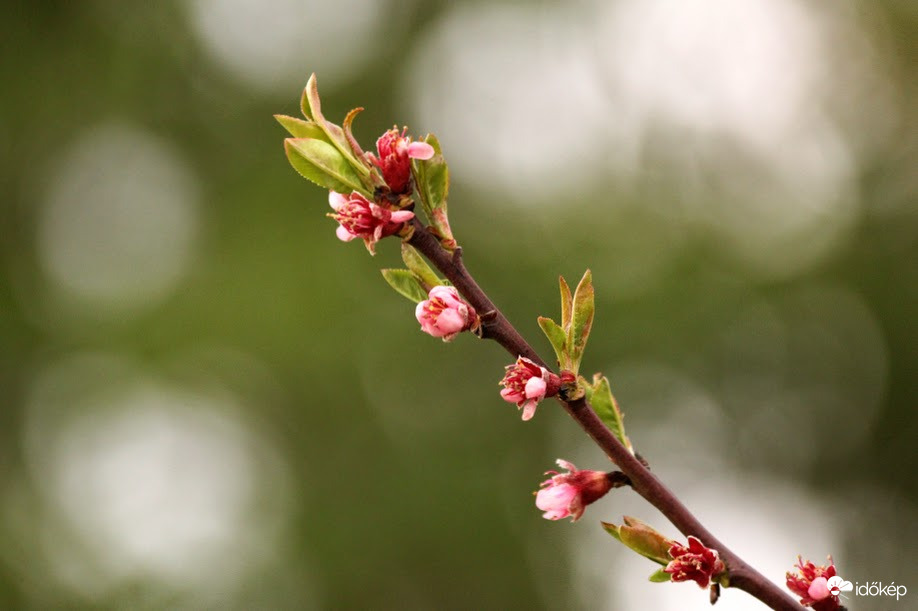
[{"left": 0, "top": 1, "right": 915, "bottom": 610}]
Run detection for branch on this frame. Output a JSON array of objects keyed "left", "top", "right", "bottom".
[{"left": 407, "top": 218, "right": 803, "bottom": 611}]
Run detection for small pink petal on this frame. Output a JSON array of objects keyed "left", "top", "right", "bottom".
[
  {"left": 390, "top": 210, "right": 415, "bottom": 223},
  {"left": 434, "top": 308, "right": 465, "bottom": 334},
  {"left": 524, "top": 376, "right": 547, "bottom": 399},
  {"left": 336, "top": 225, "right": 355, "bottom": 241},
  {"left": 416, "top": 301, "right": 430, "bottom": 323},
  {"left": 808, "top": 577, "right": 830, "bottom": 601},
  {"left": 428, "top": 285, "right": 456, "bottom": 301},
  {"left": 535, "top": 483, "right": 576, "bottom": 512},
  {"left": 521, "top": 399, "right": 538, "bottom": 421},
  {"left": 500, "top": 388, "right": 524, "bottom": 403},
  {"left": 329, "top": 191, "right": 347, "bottom": 211},
  {"left": 407, "top": 141, "right": 435, "bottom": 160}
]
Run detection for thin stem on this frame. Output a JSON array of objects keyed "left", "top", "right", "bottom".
[{"left": 407, "top": 218, "right": 803, "bottom": 611}]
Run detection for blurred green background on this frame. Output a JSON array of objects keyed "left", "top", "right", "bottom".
[{"left": 1, "top": 1, "right": 916, "bottom": 609}]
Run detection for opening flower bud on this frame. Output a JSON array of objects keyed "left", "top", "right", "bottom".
[
  {"left": 367, "top": 127, "right": 435, "bottom": 194},
  {"left": 535, "top": 459, "right": 613, "bottom": 521},
  {"left": 415, "top": 286, "right": 478, "bottom": 342}
]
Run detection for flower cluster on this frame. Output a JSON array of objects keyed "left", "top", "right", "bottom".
[
  {"left": 664, "top": 536, "right": 726, "bottom": 589},
  {"left": 786, "top": 556, "right": 842, "bottom": 610},
  {"left": 499, "top": 357, "right": 560, "bottom": 421},
  {"left": 415, "top": 286, "right": 478, "bottom": 341},
  {"left": 368, "top": 127, "right": 435, "bottom": 194},
  {"left": 328, "top": 190, "right": 413, "bottom": 254},
  {"left": 326, "top": 126, "right": 433, "bottom": 253},
  {"left": 535, "top": 459, "right": 613, "bottom": 521}
]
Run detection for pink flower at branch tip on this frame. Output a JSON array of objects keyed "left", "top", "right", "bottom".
[
  {"left": 415, "top": 285, "right": 477, "bottom": 342},
  {"left": 368, "top": 127, "right": 434, "bottom": 194},
  {"left": 786, "top": 556, "right": 841, "bottom": 610},
  {"left": 499, "top": 357, "right": 559, "bottom": 421},
  {"left": 328, "top": 190, "right": 414, "bottom": 254},
  {"left": 664, "top": 536, "right": 726, "bottom": 589},
  {"left": 535, "top": 459, "right": 612, "bottom": 521}
]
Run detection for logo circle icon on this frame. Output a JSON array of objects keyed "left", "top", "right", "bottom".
[{"left": 826, "top": 575, "right": 853, "bottom": 596}]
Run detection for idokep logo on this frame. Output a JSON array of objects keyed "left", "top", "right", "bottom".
[
  {"left": 851, "top": 577, "right": 908, "bottom": 602},
  {"left": 829, "top": 573, "right": 909, "bottom": 603}
]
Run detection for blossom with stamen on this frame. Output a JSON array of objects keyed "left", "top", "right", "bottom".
[
  {"left": 786, "top": 556, "right": 841, "bottom": 610},
  {"left": 664, "top": 536, "right": 726, "bottom": 589},
  {"left": 499, "top": 357, "right": 558, "bottom": 421},
  {"left": 328, "top": 190, "right": 413, "bottom": 254}
]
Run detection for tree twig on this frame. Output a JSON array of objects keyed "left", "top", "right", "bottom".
[{"left": 407, "top": 218, "right": 802, "bottom": 611}]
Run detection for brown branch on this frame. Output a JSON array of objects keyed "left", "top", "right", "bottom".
[{"left": 407, "top": 218, "right": 803, "bottom": 611}]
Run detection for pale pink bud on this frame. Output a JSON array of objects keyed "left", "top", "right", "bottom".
[
  {"left": 328, "top": 190, "right": 414, "bottom": 254},
  {"left": 664, "top": 536, "right": 726, "bottom": 589},
  {"left": 499, "top": 357, "right": 559, "bottom": 421},
  {"left": 368, "top": 127, "right": 434, "bottom": 194},
  {"left": 415, "top": 286, "right": 477, "bottom": 341},
  {"left": 786, "top": 556, "right": 841, "bottom": 610},
  {"left": 535, "top": 459, "right": 612, "bottom": 521}
]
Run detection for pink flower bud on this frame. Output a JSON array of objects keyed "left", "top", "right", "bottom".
[
  {"left": 786, "top": 556, "right": 841, "bottom": 610},
  {"left": 535, "top": 459, "right": 612, "bottom": 521},
  {"left": 415, "top": 286, "right": 477, "bottom": 342},
  {"left": 664, "top": 536, "right": 726, "bottom": 589},
  {"left": 367, "top": 127, "right": 434, "bottom": 194},
  {"left": 328, "top": 190, "right": 414, "bottom": 255},
  {"left": 499, "top": 357, "right": 559, "bottom": 421}
]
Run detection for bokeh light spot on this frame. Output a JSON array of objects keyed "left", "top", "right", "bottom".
[
  {"left": 21, "top": 353, "right": 294, "bottom": 599},
  {"left": 37, "top": 122, "right": 200, "bottom": 313},
  {"left": 186, "top": 0, "right": 384, "bottom": 93}
]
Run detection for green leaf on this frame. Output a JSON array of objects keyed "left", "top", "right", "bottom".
[
  {"left": 617, "top": 517, "right": 674, "bottom": 566},
  {"left": 412, "top": 134, "right": 455, "bottom": 247},
  {"left": 401, "top": 243, "right": 440, "bottom": 292},
  {"left": 538, "top": 316, "right": 568, "bottom": 368},
  {"left": 301, "top": 74, "right": 369, "bottom": 178},
  {"left": 603, "top": 519, "right": 674, "bottom": 566},
  {"left": 414, "top": 134, "right": 449, "bottom": 212},
  {"left": 285, "top": 138, "right": 366, "bottom": 195},
  {"left": 569, "top": 269, "right": 594, "bottom": 371},
  {"left": 342, "top": 106, "right": 368, "bottom": 160},
  {"left": 299, "top": 75, "right": 316, "bottom": 121},
  {"left": 648, "top": 568, "right": 672, "bottom": 583},
  {"left": 588, "top": 374, "right": 633, "bottom": 454},
  {"left": 559, "top": 276, "right": 573, "bottom": 330},
  {"left": 381, "top": 269, "right": 428, "bottom": 303},
  {"left": 601, "top": 521, "right": 622, "bottom": 541},
  {"left": 275, "top": 114, "right": 328, "bottom": 141}
]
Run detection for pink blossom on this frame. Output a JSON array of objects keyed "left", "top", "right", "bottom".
[
  {"left": 535, "top": 459, "right": 612, "bottom": 521},
  {"left": 328, "top": 190, "right": 414, "bottom": 254},
  {"left": 786, "top": 556, "right": 841, "bottom": 610},
  {"left": 664, "top": 536, "right": 726, "bottom": 589},
  {"left": 499, "top": 357, "right": 559, "bottom": 421},
  {"left": 415, "top": 286, "right": 477, "bottom": 341},
  {"left": 368, "top": 127, "right": 434, "bottom": 194}
]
